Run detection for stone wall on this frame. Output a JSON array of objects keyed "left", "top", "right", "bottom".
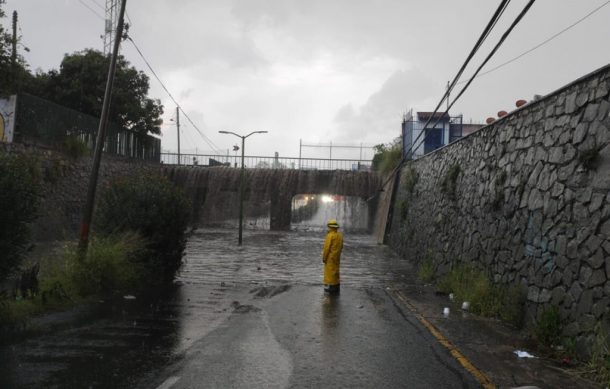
[
  {"left": 387, "top": 64, "right": 610, "bottom": 350},
  {"left": 165, "top": 167, "right": 380, "bottom": 230},
  {"left": 0, "top": 143, "right": 158, "bottom": 241}
]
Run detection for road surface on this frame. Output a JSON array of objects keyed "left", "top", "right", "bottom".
[{"left": 0, "top": 229, "right": 481, "bottom": 388}]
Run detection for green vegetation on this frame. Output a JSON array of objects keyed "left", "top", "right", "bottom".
[
  {"left": 372, "top": 137, "right": 403, "bottom": 176},
  {"left": 585, "top": 323, "right": 610, "bottom": 387},
  {"left": 401, "top": 166, "right": 419, "bottom": 193},
  {"left": 440, "top": 164, "right": 461, "bottom": 200},
  {"left": 533, "top": 306, "right": 562, "bottom": 347},
  {"left": 0, "top": 233, "right": 146, "bottom": 338},
  {"left": 0, "top": 153, "right": 40, "bottom": 282},
  {"left": 417, "top": 257, "right": 436, "bottom": 283},
  {"left": 62, "top": 136, "right": 89, "bottom": 159},
  {"left": 95, "top": 175, "right": 191, "bottom": 284},
  {"left": 579, "top": 146, "right": 602, "bottom": 171},
  {"left": 436, "top": 264, "right": 524, "bottom": 328},
  {"left": 0, "top": 2, "right": 163, "bottom": 134}
]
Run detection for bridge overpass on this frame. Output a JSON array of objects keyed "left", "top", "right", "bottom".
[{"left": 164, "top": 166, "right": 381, "bottom": 230}]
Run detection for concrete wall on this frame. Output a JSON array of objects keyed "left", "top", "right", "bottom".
[
  {"left": 387, "top": 64, "right": 610, "bottom": 349},
  {"left": 0, "top": 143, "right": 158, "bottom": 241}
]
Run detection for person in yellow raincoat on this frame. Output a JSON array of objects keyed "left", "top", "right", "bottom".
[{"left": 322, "top": 219, "right": 344, "bottom": 294}]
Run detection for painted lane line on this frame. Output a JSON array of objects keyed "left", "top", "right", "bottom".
[
  {"left": 392, "top": 289, "right": 496, "bottom": 389},
  {"left": 156, "top": 376, "right": 181, "bottom": 389}
]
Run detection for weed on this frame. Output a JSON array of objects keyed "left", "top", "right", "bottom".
[
  {"left": 62, "top": 136, "right": 89, "bottom": 159},
  {"left": 436, "top": 264, "right": 525, "bottom": 328},
  {"left": 401, "top": 166, "right": 419, "bottom": 193},
  {"left": 586, "top": 322, "right": 610, "bottom": 386},
  {"left": 440, "top": 164, "right": 461, "bottom": 200},
  {"left": 417, "top": 258, "right": 436, "bottom": 283},
  {"left": 579, "top": 146, "right": 602, "bottom": 171},
  {"left": 533, "top": 306, "right": 562, "bottom": 347}
]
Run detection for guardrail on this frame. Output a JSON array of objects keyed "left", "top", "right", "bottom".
[{"left": 161, "top": 153, "right": 372, "bottom": 171}]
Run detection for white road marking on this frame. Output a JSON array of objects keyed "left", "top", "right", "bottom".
[{"left": 155, "top": 376, "right": 181, "bottom": 389}]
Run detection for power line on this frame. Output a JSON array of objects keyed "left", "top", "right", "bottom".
[
  {"left": 404, "top": 0, "right": 512, "bottom": 161},
  {"left": 85, "top": 0, "right": 105, "bottom": 12},
  {"left": 377, "top": 0, "right": 513, "bottom": 190},
  {"left": 78, "top": 0, "right": 105, "bottom": 20},
  {"left": 411, "top": 0, "right": 537, "bottom": 156},
  {"left": 125, "top": 35, "right": 222, "bottom": 154},
  {"left": 458, "top": 0, "right": 610, "bottom": 83}
]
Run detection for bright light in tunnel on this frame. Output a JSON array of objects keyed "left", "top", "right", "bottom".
[{"left": 321, "top": 195, "right": 334, "bottom": 203}]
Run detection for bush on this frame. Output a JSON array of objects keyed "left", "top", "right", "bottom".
[
  {"left": 372, "top": 138, "right": 403, "bottom": 176},
  {"left": 95, "top": 175, "right": 190, "bottom": 284},
  {"left": 0, "top": 153, "right": 40, "bottom": 282}
]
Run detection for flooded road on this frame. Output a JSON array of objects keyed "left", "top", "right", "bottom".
[{"left": 0, "top": 229, "right": 481, "bottom": 388}]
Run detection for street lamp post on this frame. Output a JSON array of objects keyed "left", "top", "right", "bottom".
[{"left": 218, "top": 130, "right": 268, "bottom": 245}]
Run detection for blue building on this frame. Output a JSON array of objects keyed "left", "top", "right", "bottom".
[{"left": 402, "top": 110, "right": 465, "bottom": 159}]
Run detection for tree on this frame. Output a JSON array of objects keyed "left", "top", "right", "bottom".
[
  {"left": 372, "top": 137, "right": 402, "bottom": 175},
  {"left": 33, "top": 49, "right": 163, "bottom": 135}
]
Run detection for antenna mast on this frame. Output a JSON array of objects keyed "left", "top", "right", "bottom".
[{"left": 103, "top": 0, "right": 119, "bottom": 55}]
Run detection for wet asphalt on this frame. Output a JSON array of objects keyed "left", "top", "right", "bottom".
[{"left": 0, "top": 229, "right": 481, "bottom": 388}]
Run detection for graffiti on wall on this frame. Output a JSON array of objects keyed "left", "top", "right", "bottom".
[{"left": 0, "top": 95, "right": 17, "bottom": 143}]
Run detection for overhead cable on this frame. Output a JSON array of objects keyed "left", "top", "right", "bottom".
[
  {"left": 411, "top": 0, "right": 537, "bottom": 155},
  {"left": 377, "top": 0, "right": 513, "bottom": 190},
  {"left": 126, "top": 35, "right": 222, "bottom": 154},
  {"left": 458, "top": 0, "right": 610, "bottom": 83}
]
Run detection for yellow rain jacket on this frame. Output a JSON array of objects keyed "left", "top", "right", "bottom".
[{"left": 322, "top": 228, "right": 344, "bottom": 285}]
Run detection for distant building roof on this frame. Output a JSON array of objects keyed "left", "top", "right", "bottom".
[{"left": 417, "top": 111, "right": 450, "bottom": 121}]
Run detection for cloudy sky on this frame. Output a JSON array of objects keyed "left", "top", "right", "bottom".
[{"left": 7, "top": 0, "right": 610, "bottom": 159}]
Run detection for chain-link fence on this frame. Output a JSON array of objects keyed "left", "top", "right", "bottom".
[{"left": 14, "top": 93, "right": 160, "bottom": 161}]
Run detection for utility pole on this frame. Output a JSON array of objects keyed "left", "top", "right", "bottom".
[
  {"left": 79, "top": 0, "right": 128, "bottom": 256},
  {"left": 446, "top": 80, "right": 450, "bottom": 112},
  {"left": 176, "top": 106, "right": 181, "bottom": 165},
  {"left": 11, "top": 11, "right": 17, "bottom": 91}
]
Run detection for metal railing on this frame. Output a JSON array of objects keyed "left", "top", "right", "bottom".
[{"left": 161, "top": 153, "right": 373, "bottom": 171}]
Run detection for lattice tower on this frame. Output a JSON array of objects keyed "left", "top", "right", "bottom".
[{"left": 103, "top": 0, "right": 119, "bottom": 55}]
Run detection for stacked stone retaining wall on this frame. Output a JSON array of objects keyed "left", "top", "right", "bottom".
[
  {"left": 0, "top": 143, "right": 158, "bottom": 241},
  {"left": 388, "top": 64, "right": 610, "bottom": 352}
]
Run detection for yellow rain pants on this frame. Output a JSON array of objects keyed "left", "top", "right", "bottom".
[{"left": 322, "top": 229, "right": 344, "bottom": 285}]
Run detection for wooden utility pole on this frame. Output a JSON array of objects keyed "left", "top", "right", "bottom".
[{"left": 78, "top": 0, "right": 128, "bottom": 255}]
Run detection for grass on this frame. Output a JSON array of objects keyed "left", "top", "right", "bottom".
[
  {"left": 0, "top": 232, "right": 148, "bottom": 340},
  {"left": 417, "top": 258, "right": 436, "bottom": 283},
  {"left": 585, "top": 323, "right": 610, "bottom": 387},
  {"left": 533, "top": 306, "right": 562, "bottom": 347},
  {"left": 436, "top": 264, "right": 524, "bottom": 328}
]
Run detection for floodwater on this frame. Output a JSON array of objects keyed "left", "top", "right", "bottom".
[{"left": 0, "top": 229, "right": 476, "bottom": 388}]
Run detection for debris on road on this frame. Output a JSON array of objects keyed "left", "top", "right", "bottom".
[{"left": 514, "top": 350, "right": 536, "bottom": 358}]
